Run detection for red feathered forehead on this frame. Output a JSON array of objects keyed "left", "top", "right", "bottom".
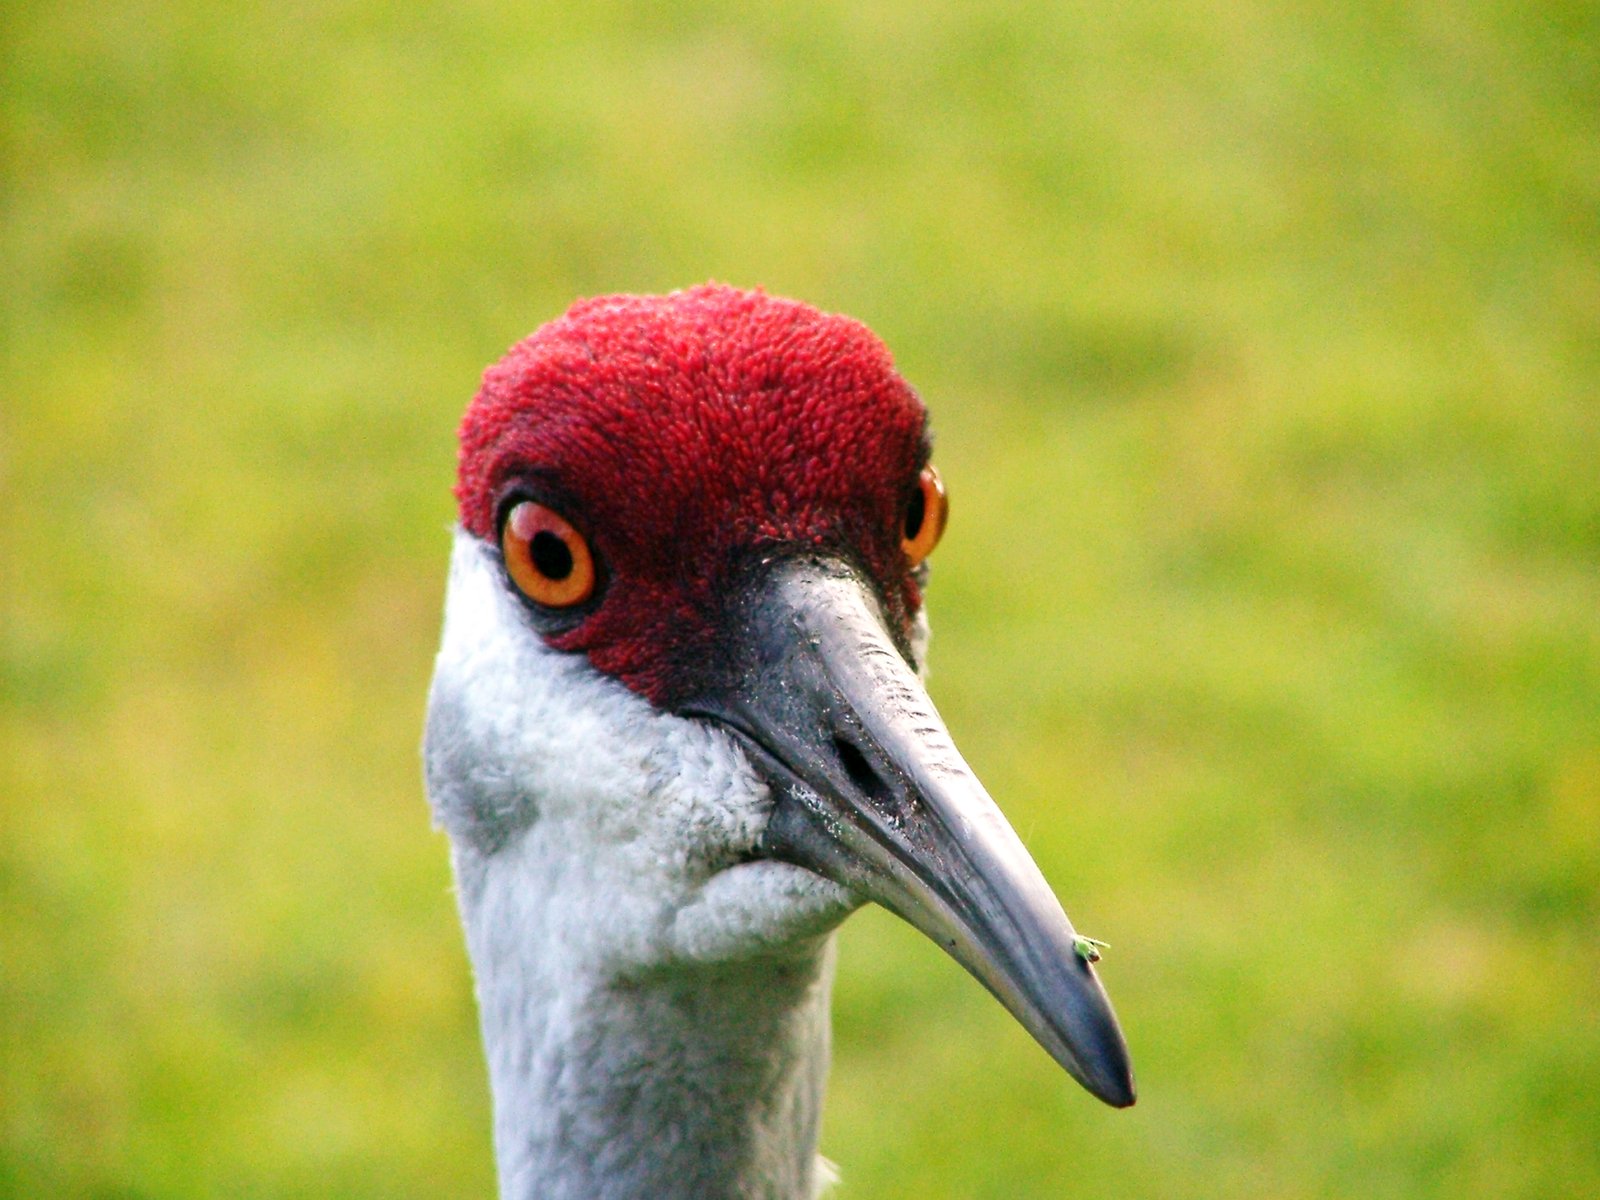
[{"left": 455, "top": 285, "right": 931, "bottom": 704}]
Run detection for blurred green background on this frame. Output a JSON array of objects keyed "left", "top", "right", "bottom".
[{"left": 4, "top": 2, "right": 1597, "bottom": 1197}]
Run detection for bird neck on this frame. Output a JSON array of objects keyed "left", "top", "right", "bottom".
[{"left": 454, "top": 839, "right": 840, "bottom": 1200}]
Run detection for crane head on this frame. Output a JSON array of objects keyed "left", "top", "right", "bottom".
[{"left": 428, "top": 284, "right": 1134, "bottom": 1108}]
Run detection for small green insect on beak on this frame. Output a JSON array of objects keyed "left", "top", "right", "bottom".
[{"left": 1073, "top": 935, "right": 1109, "bottom": 964}]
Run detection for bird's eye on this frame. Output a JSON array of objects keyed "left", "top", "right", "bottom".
[
  {"left": 901, "top": 465, "right": 948, "bottom": 566},
  {"left": 500, "top": 500, "right": 597, "bottom": 608}
]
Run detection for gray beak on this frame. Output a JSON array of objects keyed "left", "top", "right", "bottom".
[{"left": 690, "top": 556, "right": 1135, "bottom": 1108}]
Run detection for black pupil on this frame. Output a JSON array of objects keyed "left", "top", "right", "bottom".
[
  {"left": 904, "top": 486, "right": 926, "bottom": 540},
  {"left": 531, "top": 530, "right": 574, "bottom": 580}
]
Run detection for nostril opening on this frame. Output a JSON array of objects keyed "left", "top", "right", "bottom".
[
  {"left": 833, "top": 734, "right": 877, "bottom": 794},
  {"left": 833, "top": 734, "right": 902, "bottom": 820}
]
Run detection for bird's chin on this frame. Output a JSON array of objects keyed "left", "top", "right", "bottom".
[
  {"left": 724, "top": 857, "right": 860, "bottom": 912},
  {"left": 667, "top": 855, "right": 860, "bottom": 965}
]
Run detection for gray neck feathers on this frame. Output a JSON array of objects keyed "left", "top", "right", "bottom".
[
  {"left": 427, "top": 535, "right": 854, "bottom": 1199},
  {"left": 454, "top": 841, "right": 838, "bottom": 1200}
]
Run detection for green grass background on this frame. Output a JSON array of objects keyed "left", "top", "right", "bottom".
[{"left": 4, "top": 3, "right": 1597, "bottom": 1196}]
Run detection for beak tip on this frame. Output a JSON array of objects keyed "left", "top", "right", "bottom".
[
  {"left": 1095, "top": 1071, "right": 1137, "bottom": 1109},
  {"left": 1057, "top": 959, "right": 1136, "bottom": 1109},
  {"left": 1071, "top": 1038, "right": 1136, "bottom": 1109}
]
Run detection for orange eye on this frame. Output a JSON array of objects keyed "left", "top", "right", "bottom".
[
  {"left": 901, "top": 465, "right": 948, "bottom": 566},
  {"left": 501, "top": 501, "right": 597, "bottom": 608}
]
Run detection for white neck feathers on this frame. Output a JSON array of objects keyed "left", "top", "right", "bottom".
[{"left": 425, "top": 533, "right": 858, "bottom": 1199}]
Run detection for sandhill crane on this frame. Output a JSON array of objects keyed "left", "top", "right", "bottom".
[{"left": 424, "top": 285, "right": 1133, "bottom": 1199}]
